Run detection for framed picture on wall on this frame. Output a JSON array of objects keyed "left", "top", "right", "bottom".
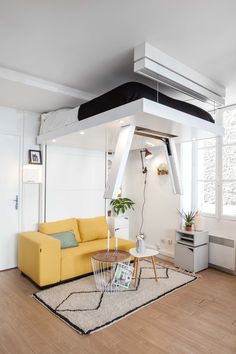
[{"left": 29, "top": 150, "right": 42, "bottom": 165}]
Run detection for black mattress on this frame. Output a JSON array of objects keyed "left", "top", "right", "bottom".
[{"left": 78, "top": 82, "right": 214, "bottom": 123}]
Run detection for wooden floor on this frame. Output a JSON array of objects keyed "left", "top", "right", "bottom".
[{"left": 0, "top": 264, "right": 235, "bottom": 354}]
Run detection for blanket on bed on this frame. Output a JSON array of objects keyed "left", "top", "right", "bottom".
[{"left": 78, "top": 82, "right": 214, "bottom": 123}]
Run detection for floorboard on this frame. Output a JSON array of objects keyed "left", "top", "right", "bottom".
[{"left": 0, "top": 263, "right": 235, "bottom": 354}]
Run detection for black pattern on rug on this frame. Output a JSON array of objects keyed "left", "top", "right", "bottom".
[
  {"left": 51, "top": 265, "right": 168, "bottom": 313},
  {"left": 33, "top": 263, "right": 197, "bottom": 335}
]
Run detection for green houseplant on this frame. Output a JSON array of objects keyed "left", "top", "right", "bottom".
[
  {"left": 179, "top": 210, "right": 197, "bottom": 231},
  {"left": 110, "top": 198, "right": 135, "bottom": 216}
]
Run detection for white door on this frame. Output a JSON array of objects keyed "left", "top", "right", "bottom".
[{"left": 0, "top": 134, "right": 20, "bottom": 270}]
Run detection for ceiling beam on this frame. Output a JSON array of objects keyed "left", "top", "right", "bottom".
[{"left": 0, "top": 66, "right": 96, "bottom": 102}]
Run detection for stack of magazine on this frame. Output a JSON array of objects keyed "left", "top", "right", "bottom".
[{"left": 112, "top": 263, "right": 134, "bottom": 289}]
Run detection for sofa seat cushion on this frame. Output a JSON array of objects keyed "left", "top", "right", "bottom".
[
  {"left": 39, "top": 218, "right": 81, "bottom": 242},
  {"left": 60, "top": 237, "right": 135, "bottom": 281},
  {"left": 77, "top": 216, "right": 108, "bottom": 242}
]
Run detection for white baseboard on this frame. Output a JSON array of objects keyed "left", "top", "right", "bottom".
[
  {"left": 145, "top": 243, "right": 174, "bottom": 263},
  {"left": 159, "top": 249, "right": 174, "bottom": 258},
  {"left": 158, "top": 252, "right": 174, "bottom": 263},
  {"left": 209, "top": 263, "right": 236, "bottom": 275}
]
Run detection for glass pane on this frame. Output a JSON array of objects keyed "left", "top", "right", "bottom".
[
  {"left": 222, "top": 182, "right": 236, "bottom": 216},
  {"left": 198, "top": 138, "right": 216, "bottom": 148},
  {"left": 198, "top": 148, "right": 216, "bottom": 180},
  {"left": 223, "top": 109, "right": 236, "bottom": 145},
  {"left": 223, "top": 145, "right": 236, "bottom": 180},
  {"left": 197, "top": 181, "right": 216, "bottom": 214}
]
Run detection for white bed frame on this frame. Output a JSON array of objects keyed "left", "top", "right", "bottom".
[
  {"left": 37, "top": 98, "right": 223, "bottom": 145},
  {"left": 37, "top": 98, "right": 224, "bottom": 199}
]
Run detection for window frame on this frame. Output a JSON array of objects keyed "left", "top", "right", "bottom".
[
  {"left": 192, "top": 139, "right": 218, "bottom": 218},
  {"left": 220, "top": 105, "right": 236, "bottom": 219},
  {"left": 192, "top": 105, "right": 236, "bottom": 221}
]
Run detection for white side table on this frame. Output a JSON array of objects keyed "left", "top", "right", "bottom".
[{"left": 129, "top": 248, "right": 159, "bottom": 288}]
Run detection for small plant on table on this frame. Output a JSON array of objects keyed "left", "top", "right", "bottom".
[{"left": 178, "top": 210, "right": 197, "bottom": 231}]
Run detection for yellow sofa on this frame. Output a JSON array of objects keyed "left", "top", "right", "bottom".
[{"left": 18, "top": 216, "right": 135, "bottom": 287}]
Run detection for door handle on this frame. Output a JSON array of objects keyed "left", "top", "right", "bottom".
[{"left": 10, "top": 195, "right": 19, "bottom": 210}]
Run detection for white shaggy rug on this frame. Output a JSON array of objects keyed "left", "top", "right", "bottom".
[{"left": 33, "top": 262, "right": 196, "bottom": 335}]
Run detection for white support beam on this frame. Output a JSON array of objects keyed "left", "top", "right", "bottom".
[
  {"left": 0, "top": 66, "right": 95, "bottom": 101},
  {"left": 163, "top": 139, "right": 183, "bottom": 195},
  {"left": 104, "top": 125, "right": 135, "bottom": 199}
]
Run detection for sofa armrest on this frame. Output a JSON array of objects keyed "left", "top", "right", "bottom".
[{"left": 18, "top": 232, "right": 61, "bottom": 287}]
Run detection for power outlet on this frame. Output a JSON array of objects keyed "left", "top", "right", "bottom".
[
  {"left": 161, "top": 239, "right": 165, "bottom": 243},
  {"left": 167, "top": 239, "right": 173, "bottom": 245}
]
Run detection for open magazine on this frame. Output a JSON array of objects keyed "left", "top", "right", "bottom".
[{"left": 112, "top": 263, "right": 134, "bottom": 289}]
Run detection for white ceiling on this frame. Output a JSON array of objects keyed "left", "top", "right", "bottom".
[{"left": 0, "top": 0, "right": 236, "bottom": 112}]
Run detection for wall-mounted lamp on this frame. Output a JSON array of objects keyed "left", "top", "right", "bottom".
[
  {"left": 140, "top": 148, "right": 153, "bottom": 174},
  {"left": 23, "top": 164, "right": 43, "bottom": 184}
]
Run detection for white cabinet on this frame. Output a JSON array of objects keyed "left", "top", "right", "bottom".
[
  {"left": 175, "top": 243, "right": 208, "bottom": 273},
  {"left": 108, "top": 216, "right": 129, "bottom": 240},
  {"left": 174, "top": 230, "right": 209, "bottom": 273}
]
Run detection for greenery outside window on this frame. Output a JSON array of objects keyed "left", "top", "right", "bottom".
[{"left": 193, "top": 105, "right": 236, "bottom": 220}]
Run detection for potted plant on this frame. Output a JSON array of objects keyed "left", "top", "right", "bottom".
[
  {"left": 178, "top": 210, "right": 197, "bottom": 231},
  {"left": 157, "top": 163, "right": 169, "bottom": 175},
  {"left": 110, "top": 197, "right": 135, "bottom": 216}
]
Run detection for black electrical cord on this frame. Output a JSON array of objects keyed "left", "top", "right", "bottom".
[{"left": 139, "top": 170, "right": 147, "bottom": 235}]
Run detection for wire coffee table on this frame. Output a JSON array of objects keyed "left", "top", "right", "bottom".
[{"left": 91, "top": 250, "right": 131, "bottom": 293}]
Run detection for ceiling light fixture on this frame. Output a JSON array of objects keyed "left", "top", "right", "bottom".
[
  {"left": 80, "top": 131, "right": 85, "bottom": 135},
  {"left": 52, "top": 139, "right": 56, "bottom": 143}
]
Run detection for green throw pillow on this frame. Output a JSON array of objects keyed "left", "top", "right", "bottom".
[{"left": 49, "top": 231, "right": 78, "bottom": 249}]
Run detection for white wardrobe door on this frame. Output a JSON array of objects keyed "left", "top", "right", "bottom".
[
  {"left": 0, "top": 134, "right": 20, "bottom": 270},
  {"left": 46, "top": 145, "right": 105, "bottom": 221}
]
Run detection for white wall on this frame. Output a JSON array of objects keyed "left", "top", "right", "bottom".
[
  {"left": 45, "top": 145, "right": 106, "bottom": 221},
  {"left": 123, "top": 146, "right": 180, "bottom": 257}
]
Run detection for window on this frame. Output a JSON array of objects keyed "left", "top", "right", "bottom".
[
  {"left": 196, "top": 138, "right": 216, "bottom": 215},
  {"left": 222, "top": 108, "right": 236, "bottom": 217},
  {"left": 193, "top": 106, "right": 236, "bottom": 219}
]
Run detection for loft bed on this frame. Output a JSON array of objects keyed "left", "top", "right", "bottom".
[
  {"left": 38, "top": 82, "right": 223, "bottom": 149},
  {"left": 37, "top": 81, "right": 224, "bottom": 198},
  {"left": 38, "top": 42, "right": 226, "bottom": 200}
]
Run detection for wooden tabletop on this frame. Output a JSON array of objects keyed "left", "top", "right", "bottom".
[
  {"left": 129, "top": 247, "right": 159, "bottom": 258},
  {"left": 91, "top": 250, "right": 130, "bottom": 262}
]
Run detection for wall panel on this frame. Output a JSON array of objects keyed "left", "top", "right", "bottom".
[{"left": 46, "top": 145, "right": 105, "bottom": 221}]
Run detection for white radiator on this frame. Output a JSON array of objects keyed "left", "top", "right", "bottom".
[{"left": 209, "top": 235, "right": 236, "bottom": 274}]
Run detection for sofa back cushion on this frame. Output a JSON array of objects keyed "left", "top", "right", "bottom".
[
  {"left": 39, "top": 218, "right": 81, "bottom": 242},
  {"left": 77, "top": 216, "right": 108, "bottom": 242}
]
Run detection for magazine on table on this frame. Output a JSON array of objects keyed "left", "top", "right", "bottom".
[{"left": 112, "top": 263, "right": 134, "bottom": 289}]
